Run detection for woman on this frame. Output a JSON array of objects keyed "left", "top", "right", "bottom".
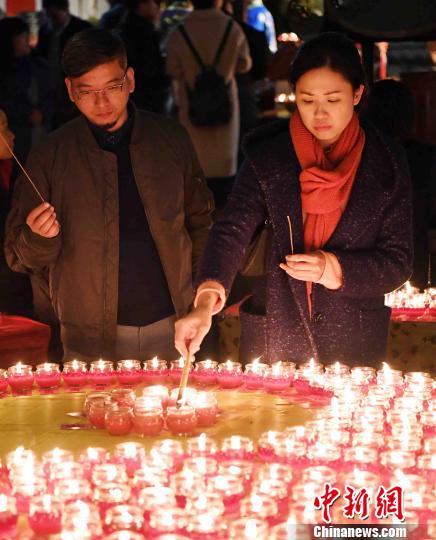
[
  {"left": 0, "top": 17, "right": 52, "bottom": 167},
  {"left": 175, "top": 32, "right": 413, "bottom": 367}
]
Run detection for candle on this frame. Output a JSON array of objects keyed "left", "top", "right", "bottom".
[
  {"left": 113, "top": 442, "right": 146, "bottom": 476},
  {"left": 186, "top": 433, "right": 218, "bottom": 457},
  {"left": 168, "top": 357, "right": 191, "bottom": 384},
  {"left": 0, "top": 369, "right": 8, "bottom": 394},
  {"left": 53, "top": 478, "right": 93, "bottom": 505},
  {"left": 142, "top": 385, "right": 170, "bottom": 408},
  {"left": 92, "top": 464, "right": 128, "bottom": 487},
  {"left": 166, "top": 405, "right": 197, "bottom": 436},
  {"left": 0, "top": 494, "right": 18, "bottom": 533},
  {"left": 192, "top": 391, "right": 218, "bottom": 427},
  {"left": 89, "top": 360, "right": 114, "bottom": 388},
  {"left": 143, "top": 357, "right": 167, "bottom": 384},
  {"left": 105, "top": 532, "right": 145, "bottom": 540},
  {"left": 94, "top": 482, "right": 131, "bottom": 517},
  {"left": 108, "top": 388, "right": 136, "bottom": 408},
  {"left": 209, "top": 474, "right": 245, "bottom": 512},
  {"left": 28, "top": 494, "right": 62, "bottom": 535},
  {"left": 42, "top": 448, "right": 74, "bottom": 475},
  {"left": 133, "top": 404, "right": 164, "bottom": 437},
  {"left": 243, "top": 358, "right": 268, "bottom": 389},
  {"left": 34, "top": 362, "right": 61, "bottom": 390},
  {"left": 263, "top": 362, "right": 294, "bottom": 392},
  {"left": 217, "top": 360, "right": 243, "bottom": 389},
  {"left": 220, "top": 436, "right": 255, "bottom": 461},
  {"left": 104, "top": 504, "right": 144, "bottom": 534},
  {"left": 228, "top": 518, "right": 269, "bottom": 539},
  {"left": 148, "top": 507, "right": 187, "bottom": 535},
  {"left": 168, "top": 387, "right": 198, "bottom": 407},
  {"left": 62, "top": 359, "right": 88, "bottom": 390},
  {"left": 84, "top": 391, "right": 110, "bottom": 417},
  {"left": 7, "top": 363, "right": 34, "bottom": 394},
  {"left": 193, "top": 359, "right": 218, "bottom": 386},
  {"left": 88, "top": 396, "right": 107, "bottom": 429},
  {"left": 151, "top": 440, "right": 184, "bottom": 472},
  {"left": 116, "top": 359, "right": 143, "bottom": 387},
  {"left": 257, "top": 431, "right": 287, "bottom": 461},
  {"left": 105, "top": 405, "right": 134, "bottom": 436}
]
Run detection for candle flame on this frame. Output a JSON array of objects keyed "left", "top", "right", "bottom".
[
  {"left": 0, "top": 494, "right": 7, "bottom": 512},
  {"left": 71, "top": 359, "right": 79, "bottom": 370},
  {"left": 15, "top": 362, "right": 23, "bottom": 374},
  {"left": 225, "top": 359, "right": 234, "bottom": 369},
  {"left": 150, "top": 356, "right": 159, "bottom": 368},
  {"left": 42, "top": 494, "right": 52, "bottom": 512},
  {"left": 203, "top": 359, "right": 214, "bottom": 368}
]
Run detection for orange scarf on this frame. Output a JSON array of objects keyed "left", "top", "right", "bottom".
[{"left": 289, "top": 110, "right": 365, "bottom": 313}]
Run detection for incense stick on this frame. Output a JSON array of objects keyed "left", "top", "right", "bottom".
[
  {"left": 0, "top": 131, "right": 45, "bottom": 203},
  {"left": 176, "top": 351, "right": 191, "bottom": 407},
  {"left": 287, "top": 215, "right": 294, "bottom": 254}
]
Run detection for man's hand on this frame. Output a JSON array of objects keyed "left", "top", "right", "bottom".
[
  {"left": 26, "top": 202, "right": 60, "bottom": 238},
  {"left": 175, "top": 305, "right": 213, "bottom": 358},
  {"left": 280, "top": 251, "right": 326, "bottom": 282}
]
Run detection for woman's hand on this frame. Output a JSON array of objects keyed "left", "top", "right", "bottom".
[
  {"left": 280, "top": 251, "right": 326, "bottom": 282},
  {"left": 175, "top": 298, "right": 216, "bottom": 357}
]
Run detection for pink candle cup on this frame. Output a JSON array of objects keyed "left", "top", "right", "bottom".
[
  {"left": 166, "top": 405, "right": 197, "bottom": 435},
  {"left": 263, "top": 363, "right": 294, "bottom": 392},
  {"left": 7, "top": 363, "right": 34, "bottom": 394},
  {"left": 243, "top": 361, "right": 268, "bottom": 389},
  {"left": 62, "top": 359, "right": 88, "bottom": 389},
  {"left": 89, "top": 398, "right": 107, "bottom": 429},
  {"left": 217, "top": 361, "right": 243, "bottom": 389},
  {"left": 143, "top": 358, "right": 168, "bottom": 384},
  {"left": 89, "top": 360, "right": 115, "bottom": 388},
  {"left": 168, "top": 357, "right": 191, "bottom": 384},
  {"left": 105, "top": 405, "right": 134, "bottom": 435},
  {"left": 0, "top": 494, "right": 18, "bottom": 533},
  {"left": 133, "top": 406, "right": 164, "bottom": 436},
  {"left": 28, "top": 495, "right": 62, "bottom": 535},
  {"left": 193, "top": 392, "right": 218, "bottom": 427},
  {"left": 35, "top": 363, "right": 61, "bottom": 390},
  {"left": 193, "top": 360, "right": 218, "bottom": 386},
  {"left": 116, "top": 359, "right": 143, "bottom": 387},
  {"left": 0, "top": 369, "right": 8, "bottom": 394}
]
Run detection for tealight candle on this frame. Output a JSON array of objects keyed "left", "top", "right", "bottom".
[
  {"left": 228, "top": 518, "right": 269, "bottom": 539},
  {"left": 104, "top": 504, "right": 144, "bottom": 534},
  {"left": 186, "top": 433, "right": 218, "bottom": 456},
  {"left": 166, "top": 405, "right": 197, "bottom": 435},
  {"left": 34, "top": 362, "right": 61, "bottom": 390},
  {"left": 193, "top": 359, "right": 218, "bottom": 386},
  {"left": 168, "top": 387, "right": 198, "bottom": 407},
  {"left": 150, "top": 440, "right": 184, "bottom": 471},
  {"left": 148, "top": 506, "right": 187, "bottom": 535},
  {"left": 93, "top": 482, "right": 131, "bottom": 517},
  {"left": 168, "top": 357, "right": 191, "bottom": 384},
  {"left": 243, "top": 358, "right": 268, "bottom": 389},
  {"left": 142, "top": 385, "right": 170, "bottom": 407},
  {"left": 257, "top": 431, "right": 287, "bottom": 461},
  {"left": 108, "top": 388, "right": 136, "bottom": 408},
  {"left": 88, "top": 397, "right": 107, "bottom": 429},
  {"left": 143, "top": 357, "right": 167, "bottom": 384},
  {"left": 92, "top": 464, "right": 128, "bottom": 487},
  {"left": 105, "top": 405, "right": 134, "bottom": 436},
  {"left": 28, "top": 494, "right": 62, "bottom": 535},
  {"left": 116, "top": 359, "right": 143, "bottom": 387},
  {"left": 84, "top": 391, "right": 110, "bottom": 416},
  {"left": 7, "top": 363, "right": 34, "bottom": 394},
  {"left": 42, "top": 448, "right": 74, "bottom": 475},
  {"left": 217, "top": 360, "right": 243, "bottom": 389},
  {"left": 192, "top": 391, "right": 218, "bottom": 427},
  {"left": 89, "top": 360, "right": 114, "bottom": 388},
  {"left": 263, "top": 362, "right": 294, "bottom": 392},
  {"left": 113, "top": 442, "right": 146, "bottom": 476},
  {"left": 62, "top": 359, "right": 88, "bottom": 390},
  {"left": 0, "top": 369, "right": 8, "bottom": 394},
  {"left": 0, "top": 494, "right": 18, "bottom": 533},
  {"left": 133, "top": 405, "right": 164, "bottom": 437},
  {"left": 220, "top": 435, "right": 255, "bottom": 460}
]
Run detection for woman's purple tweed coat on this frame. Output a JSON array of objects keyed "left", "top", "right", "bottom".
[{"left": 196, "top": 120, "right": 413, "bottom": 366}]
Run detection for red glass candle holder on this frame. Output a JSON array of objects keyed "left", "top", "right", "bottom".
[
  {"left": 35, "top": 362, "right": 61, "bottom": 390},
  {"left": 28, "top": 495, "right": 62, "bottom": 535},
  {"left": 104, "top": 504, "right": 144, "bottom": 534},
  {"left": 143, "top": 357, "right": 168, "bottom": 385},
  {"left": 220, "top": 436, "right": 255, "bottom": 461},
  {"left": 168, "top": 357, "right": 192, "bottom": 384},
  {"left": 113, "top": 442, "right": 146, "bottom": 476},
  {"left": 7, "top": 363, "right": 34, "bottom": 394},
  {"left": 193, "top": 360, "right": 218, "bottom": 386},
  {"left": 0, "top": 369, "right": 8, "bottom": 395},
  {"left": 142, "top": 385, "right": 169, "bottom": 408},
  {"left": 192, "top": 391, "right": 218, "bottom": 427},
  {"left": 116, "top": 359, "right": 143, "bottom": 387},
  {"left": 263, "top": 363, "right": 294, "bottom": 392},
  {"left": 105, "top": 405, "right": 134, "bottom": 436},
  {"left": 133, "top": 405, "right": 164, "bottom": 436},
  {"left": 62, "top": 359, "right": 88, "bottom": 390},
  {"left": 89, "top": 360, "right": 114, "bottom": 388},
  {"left": 166, "top": 405, "right": 197, "bottom": 436},
  {"left": 88, "top": 398, "right": 107, "bottom": 429},
  {"left": 217, "top": 361, "right": 243, "bottom": 389},
  {"left": 108, "top": 388, "right": 136, "bottom": 408},
  {"left": 0, "top": 494, "right": 18, "bottom": 533},
  {"left": 243, "top": 361, "right": 268, "bottom": 389}
]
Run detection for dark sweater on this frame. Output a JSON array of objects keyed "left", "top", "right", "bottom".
[{"left": 90, "top": 114, "right": 174, "bottom": 326}]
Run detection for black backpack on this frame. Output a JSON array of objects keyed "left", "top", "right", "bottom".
[{"left": 178, "top": 20, "right": 233, "bottom": 127}]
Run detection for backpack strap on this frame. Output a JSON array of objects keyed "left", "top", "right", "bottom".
[
  {"left": 178, "top": 25, "right": 206, "bottom": 70},
  {"left": 212, "top": 20, "right": 233, "bottom": 69}
]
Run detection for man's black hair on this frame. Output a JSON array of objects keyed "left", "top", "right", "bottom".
[
  {"left": 61, "top": 27, "right": 127, "bottom": 78},
  {"left": 192, "top": 0, "right": 215, "bottom": 10},
  {"left": 43, "top": 0, "right": 69, "bottom": 9}
]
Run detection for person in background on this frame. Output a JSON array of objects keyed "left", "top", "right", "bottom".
[
  {"left": 5, "top": 28, "right": 213, "bottom": 361},
  {"left": 160, "top": 0, "right": 192, "bottom": 46},
  {"left": 246, "top": 0, "right": 277, "bottom": 54},
  {"left": 118, "top": 0, "right": 169, "bottom": 114},
  {"left": 99, "top": 0, "right": 126, "bottom": 30},
  {"left": 361, "top": 78, "right": 436, "bottom": 287},
  {"left": 0, "top": 17, "right": 52, "bottom": 169},
  {"left": 36, "top": 0, "right": 91, "bottom": 127},
  {"left": 175, "top": 32, "right": 413, "bottom": 367},
  {"left": 166, "top": 0, "right": 252, "bottom": 210}
]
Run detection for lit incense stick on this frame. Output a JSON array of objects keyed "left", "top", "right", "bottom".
[
  {"left": 0, "top": 131, "right": 45, "bottom": 203},
  {"left": 287, "top": 215, "right": 294, "bottom": 254}
]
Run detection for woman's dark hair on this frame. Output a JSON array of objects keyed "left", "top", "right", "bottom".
[
  {"left": 289, "top": 32, "right": 365, "bottom": 90},
  {"left": 361, "top": 79, "right": 415, "bottom": 141},
  {"left": 61, "top": 28, "right": 127, "bottom": 78},
  {"left": 192, "top": 0, "right": 215, "bottom": 10},
  {"left": 0, "top": 17, "right": 30, "bottom": 71}
]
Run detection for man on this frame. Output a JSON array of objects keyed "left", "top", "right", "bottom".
[
  {"left": 99, "top": 0, "right": 126, "bottom": 30},
  {"left": 37, "top": 0, "right": 91, "bottom": 126},
  {"left": 5, "top": 28, "right": 214, "bottom": 361}
]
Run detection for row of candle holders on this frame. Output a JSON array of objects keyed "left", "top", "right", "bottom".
[
  {"left": 385, "top": 281, "right": 436, "bottom": 310},
  {"left": 85, "top": 387, "right": 219, "bottom": 437}
]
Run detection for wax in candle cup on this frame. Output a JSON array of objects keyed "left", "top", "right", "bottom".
[
  {"left": 185, "top": 492, "right": 225, "bottom": 519},
  {"left": 217, "top": 360, "right": 243, "bottom": 389},
  {"left": 263, "top": 363, "right": 294, "bottom": 392},
  {"left": 136, "top": 487, "right": 177, "bottom": 521},
  {"left": 0, "top": 494, "right": 18, "bottom": 533},
  {"left": 168, "top": 357, "right": 192, "bottom": 384},
  {"left": 28, "top": 494, "right": 62, "bottom": 535},
  {"left": 240, "top": 492, "right": 279, "bottom": 523},
  {"left": 420, "top": 410, "right": 436, "bottom": 436},
  {"left": 134, "top": 395, "right": 163, "bottom": 411},
  {"left": 274, "top": 439, "right": 310, "bottom": 469},
  {"left": 34, "top": 362, "right": 61, "bottom": 390},
  {"left": 88, "top": 397, "right": 107, "bottom": 429},
  {"left": 324, "top": 361, "right": 350, "bottom": 377},
  {"left": 89, "top": 360, "right": 114, "bottom": 388},
  {"left": 62, "top": 359, "right": 88, "bottom": 389},
  {"left": 220, "top": 435, "right": 255, "bottom": 461},
  {"left": 218, "top": 460, "right": 254, "bottom": 492},
  {"left": 192, "top": 391, "right": 218, "bottom": 427},
  {"left": 93, "top": 482, "right": 131, "bottom": 517},
  {"left": 11, "top": 476, "right": 47, "bottom": 514},
  {"left": 7, "top": 363, "right": 34, "bottom": 394},
  {"left": 148, "top": 506, "right": 188, "bottom": 535},
  {"left": 243, "top": 361, "right": 268, "bottom": 389},
  {"left": 186, "top": 433, "right": 218, "bottom": 457},
  {"left": 0, "top": 369, "right": 8, "bottom": 394},
  {"left": 228, "top": 518, "right": 269, "bottom": 539},
  {"left": 104, "top": 504, "right": 144, "bottom": 534},
  {"left": 113, "top": 442, "right": 146, "bottom": 476},
  {"left": 300, "top": 466, "right": 336, "bottom": 486},
  {"left": 133, "top": 405, "right": 164, "bottom": 436},
  {"left": 92, "top": 464, "right": 128, "bottom": 487},
  {"left": 84, "top": 391, "right": 111, "bottom": 416},
  {"left": 142, "top": 385, "right": 170, "bottom": 407},
  {"left": 105, "top": 405, "right": 134, "bottom": 436},
  {"left": 108, "top": 388, "right": 136, "bottom": 408},
  {"left": 116, "top": 359, "right": 143, "bottom": 387},
  {"left": 166, "top": 405, "right": 197, "bottom": 435},
  {"left": 143, "top": 357, "right": 168, "bottom": 384},
  {"left": 193, "top": 360, "right": 218, "bottom": 386},
  {"left": 42, "top": 448, "right": 74, "bottom": 473}
]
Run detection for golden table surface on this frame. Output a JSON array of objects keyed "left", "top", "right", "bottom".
[{"left": 0, "top": 388, "right": 316, "bottom": 459}]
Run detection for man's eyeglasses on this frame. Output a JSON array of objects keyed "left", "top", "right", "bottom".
[{"left": 75, "top": 71, "right": 128, "bottom": 101}]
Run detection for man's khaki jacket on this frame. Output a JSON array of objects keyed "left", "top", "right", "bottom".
[{"left": 5, "top": 108, "right": 214, "bottom": 356}]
